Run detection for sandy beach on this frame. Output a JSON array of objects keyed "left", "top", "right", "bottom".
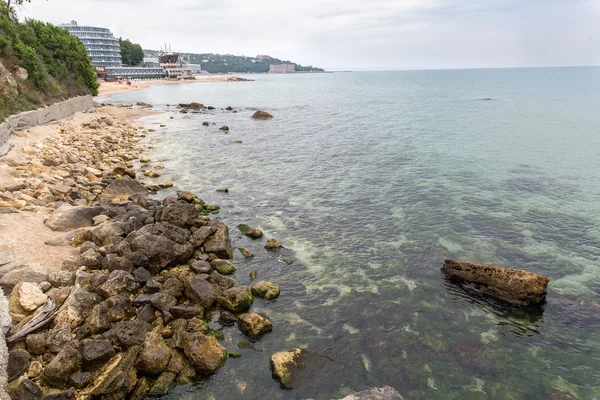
[{"left": 97, "top": 76, "right": 250, "bottom": 96}]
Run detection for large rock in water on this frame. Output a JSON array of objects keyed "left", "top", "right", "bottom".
[
  {"left": 45, "top": 205, "right": 105, "bottom": 231},
  {"left": 269, "top": 348, "right": 327, "bottom": 389},
  {"left": 101, "top": 176, "right": 147, "bottom": 201},
  {"left": 442, "top": 259, "right": 549, "bottom": 306},
  {"left": 217, "top": 286, "right": 254, "bottom": 313},
  {"left": 237, "top": 312, "right": 272, "bottom": 339},
  {"left": 203, "top": 219, "right": 233, "bottom": 259},
  {"left": 341, "top": 386, "right": 405, "bottom": 400},
  {"left": 182, "top": 333, "right": 227, "bottom": 375},
  {"left": 251, "top": 110, "right": 273, "bottom": 120}
]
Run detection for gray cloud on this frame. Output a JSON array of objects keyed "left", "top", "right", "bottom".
[{"left": 18, "top": 0, "right": 600, "bottom": 69}]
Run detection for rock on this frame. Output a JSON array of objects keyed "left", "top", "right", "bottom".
[
  {"left": 239, "top": 248, "right": 254, "bottom": 258},
  {"left": 92, "top": 215, "right": 110, "bottom": 226},
  {"left": 101, "top": 176, "right": 147, "bottom": 201},
  {"left": 207, "top": 271, "right": 235, "bottom": 291},
  {"left": 442, "top": 259, "right": 549, "bottom": 306},
  {"left": 0, "top": 251, "right": 13, "bottom": 266},
  {"left": 237, "top": 224, "right": 263, "bottom": 239},
  {"left": 251, "top": 110, "right": 273, "bottom": 119},
  {"left": 160, "top": 201, "right": 197, "bottom": 227},
  {"left": 0, "top": 266, "right": 48, "bottom": 294},
  {"left": 113, "top": 166, "right": 136, "bottom": 179},
  {"left": 113, "top": 320, "right": 149, "bottom": 348},
  {"left": 210, "top": 259, "right": 237, "bottom": 275},
  {"left": 217, "top": 286, "right": 254, "bottom": 313},
  {"left": 45, "top": 205, "right": 105, "bottom": 232},
  {"left": 46, "top": 323, "right": 72, "bottom": 353},
  {"left": 269, "top": 348, "right": 324, "bottom": 390},
  {"left": 215, "top": 187, "right": 228, "bottom": 193},
  {"left": 251, "top": 281, "right": 281, "bottom": 300},
  {"left": 130, "top": 376, "right": 150, "bottom": 400},
  {"left": 81, "top": 339, "right": 116, "bottom": 369},
  {"left": 341, "top": 386, "right": 405, "bottom": 400},
  {"left": 170, "top": 305, "right": 204, "bottom": 319},
  {"left": 102, "top": 253, "right": 134, "bottom": 273},
  {"left": 148, "top": 371, "right": 176, "bottom": 396},
  {"left": 219, "top": 126, "right": 229, "bottom": 131},
  {"left": 69, "top": 371, "right": 91, "bottom": 389},
  {"left": 189, "top": 226, "right": 214, "bottom": 247},
  {"left": 18, "top": 282, "right": 47, "bottom": 312},
  {"left": 86, "top": 303, "right": 110, "bottom": 334},
  {"left": 11, "top": 379, "right": 42, "bottom": 400},
  {"left": 48, "top": 271, "right": 75, "bottom": 287},
  {"left": 136, "top": 304, "right": 157, "bottom": 323},
  {"left": 89, "top": 346, "right": 140, "bottom": 399},
  {"left": 149, "top": 292, "right": 177, "bottom": 311},
  {"left": 190, "top": 260, "right": 212, "bottom": 274},
  {"left": 202, "top": 121, "right": 209, "bottom": 126},
  {"left": 265, "top": 238, "right": 282, "bottom": 249},
  {"left": 140, "top": 155, "right": 150, "bottom": 163},
  {"left": 249, "top": 270, "right": 257, "bottom": 281},
  {"left": 42, "top": 345, "right": 82, "bottom": 388},
  {"left": 183, "top": 275, "right": 219, "bottom": 309},
  {"left": 237, "top": 312, "right": 272, "bottom": 339},
  {"left": 182, "top": 333, "right": 227, "bottom": 374},
  {"left": 162, "top": 277, "right": 184, "bottom": 298},
  {"left": 136, "top": 332, "right": 171, "bottom": 375},
  {"left": 26, "top": 333, "right": 46, "bottom": 355},
  {"left": 97, "top": 270, "right": 140, "bottom": 298},
  {"left": 144, "top": 171, "right": 160, "bottom": 178},
  {"left": 8, "top": 349, "right": 30, "bottom": 381},
  {"left": 80, "top": 249, "right": 103, "bottom": 268},
  {"left": 27, "top": 360, "right": 43, "bottom": 379},
  {"left": 91, "top": 222, "right": 125, "bottom": 246},
  {"left": 203, "top": 219, "right": 233, "bottom": 259},
  {"left": 218, "top": 310, "right": 237, "bottom": 326},
  {"left": 133, "top": 267, "right": 152, "bottom": 283}
]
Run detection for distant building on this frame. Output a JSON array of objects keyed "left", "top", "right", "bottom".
[
  {"left": 60, "top": 21, "right": 121, "bottom": 68},
  {"left": 269, "top": 64, "right": 295, "bottom": 73}
]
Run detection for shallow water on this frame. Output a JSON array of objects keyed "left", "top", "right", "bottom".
[{"left": 104, "top": 68, "right": 600, "bottom": 399}]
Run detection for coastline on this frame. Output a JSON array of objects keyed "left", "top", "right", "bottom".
[{"left": 97, "top": 76, "right": 251, "bottom": 96}]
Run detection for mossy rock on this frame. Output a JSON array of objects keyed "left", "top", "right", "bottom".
[
  {"left": 147, "top": 371, "right": 176, "bottom": 396},
  {"left": 251, "top": 281, "right": 280, "bottom": 300},
  {"left": 237, "top": 224, "right": 263, "bottom": 239},
  {"left": 252, "top": 110, "right": 273, "bottom": 120},
  {"left": 217, "top": 286, "right": 254, "bottom": 313},
  {"left": 237, "top": 312, "right": 272, "bottom": 339},
  {"left": 228, "top": 352, "right": 241, "bottom": 358},
  {"left": 269, "top": 348, "right": 324, "bottom": 390},
  {"left": 210, "top": 259, "right": 237, "bottom": 275}
]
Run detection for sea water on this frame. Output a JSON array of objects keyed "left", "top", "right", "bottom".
[{"left": 103, "top": 68, "right": 600, "bottom": 399}]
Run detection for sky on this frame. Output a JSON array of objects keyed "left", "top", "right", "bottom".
[{"left": 18, "top": 0, "right": 600, "bottom": 70}]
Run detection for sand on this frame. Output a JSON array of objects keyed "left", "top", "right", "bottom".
[{"left": 97, "top": 76, "right": 244, "bottom": 96}]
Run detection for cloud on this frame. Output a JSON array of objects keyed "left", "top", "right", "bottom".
[{"left": 18, "top": 0, "right": 600, "bottom": 69}]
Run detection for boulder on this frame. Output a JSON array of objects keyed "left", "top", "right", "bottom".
[
  {"left": 11, "top": 379, "right": 42, "bottom": 400},
  {"left": 237, "top": 312, "right": 272, "bottom": 339},
  {"left": 203, "top": 219, "right": 233, "bottom": 259},
  {"left": 91, "top": 222, "right": 125, "bottom": 246},
  {"left": 42, "top": 345, "right": 82, "bottom": 388},
  {"left": 160, "top": 202, "right": 197, "bottom": 227},
  {"left": 101, "top": 176, "right": 147, "bottom": 201},
  {"left": 251, "top": 281, "right": 280, "bottom": 300},
  {"left": 113, "top": 320, "right": 149, "bottom": 349},
  {"left": 46, "top": 323, "right": 72, "bottom": 353},
  {"left": 97, "top": 270, "right": 140, "bottom": 298},
  {"left": 88, "top": 346, "right": 140, "bottom": 399},
  {"left": 251, "top": 110, "right": 273, "bottom": 119},
  {"left": 207, "top": 271, "right": 235, "bottom": 291},
  {"left": 170, "top": 305, "right": 204, "bottom": 319},
  {"left": 45, "top": 205, "right": 105, "bottom": 232},
  {"left": 162, "top": 277, "right": 184, "bottom": 298},
  {"left": 68, "top": 371, "right": 91, "bottom": 389},
  {"left": 441, "top": 259, "right": 549, "bottom": 306},
  {"left": 184, "top": 275, "right": 219, "bottom": 309},
  {"left": 237, "top": 224, "right": 263, "bottom": 239},
  {"left": 86, "top": 304, "right": 110, "bottom": 334},
  {"left": 210, "top": 259, "right": 237, "bottom": 275},
  {"left": 17, "top": 282, "right": 47, "bottom": 312},
  {"left": 190, "top": 260, "right": 212, "bottom": 274},
  {"left": 217, "top": 286, "right": 254, "bottom": 313},
  {"left": 341, "top": 386, "right": 405, "bottom": 400},
  {"left": 189, "top": 226, "right": 214, "bottom": 247},
  {"left": 182, "top": 333, "right": 227, "bottom": 375},
  {"left": 81, "top": 339, "right": 116, "bottom": 369},
  {"left": 135, "top": 332, "right": 171, "bottom": 375},
  {"left": 102, "top": 254, "right": 134, "bottom": 273},
  {"left": 52, "top": 285, "right": 102, "bottom": 328},
  {"left": 149, "top": 292, "right": 177, "bottom": 311},
  {"left": 7, "top": 349, "right": 30, "bottom": 381},
  {"left": 265, "top": 238, "right": 282, "bottom": 250},
  {"left": 48, "top": 271, "right": 75, "bottom": 287},
  {"left": 147, "top": 371, "right": 176, "bottom": 396},
  {"left": 0, "top": 266, "right": 48, "bottom": 294},
  {"left": 269, "top": 348, "right": 324, "bottom": 390}
]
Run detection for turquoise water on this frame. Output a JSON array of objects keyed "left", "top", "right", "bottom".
[{"left": 103, "top": 68, "right": 600, "bottom": 399}]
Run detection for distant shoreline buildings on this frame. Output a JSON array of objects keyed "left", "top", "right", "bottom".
[
  {"left": 60, "top": 21, "right": 196, "bottom": 80},
  {"left": 269, "top": 63, "right": 295, "bottom": 73}
]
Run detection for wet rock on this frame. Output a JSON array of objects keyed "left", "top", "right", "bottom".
[
  {"left": 130, "top": 376, "right": 150, "bottom": 400},
  {"left": 239, "top": 248, "right": 254, "bottom": 258},
  {"left": 170, "top": 305, "right": 204, "bottom": 319},
  {"left": 88, "top": 346, "right": 140, "bottom": 399},
  {"left": 442, "top": 259, "right": 549, "bottom": 305},
  {"left": 210, "top": 259, "right": 237, "bottom": 275},
  {"left": 216, "top": 187, "right": 228, "bottom": 193},
  {"left": 252, "top": 280, "right": 281, "bottom": 300},
  {"left": 160, "top": 201, "right": 197, "bottom": 228},
  {"left": 113, "top": 320, "right": 149, "bottom": 348},
  {"left": 82, "top": 338, "right": 115, "bottom": 369},
  {"left": 341, "top": 386, "right": 405, "bottom": 400},
  {"left": 42, "top": 345, "right": 82, "bottom": 388},
  {"left": 149, "top": 292, "right": 177, "bottom": 311},
  {"left": 166, "top": 348, "right": 195, "bottom": 377},
  {"left": 202, "top": 121, "right": 209, "bottom": 126},
  {"left": 265, "top": 238, "right": 282, "bottom": 249},
  {"left": 97, "top": 270, "right": 140, "bottom": 298},
  {"left": 101, "top": 176, "right": 147, "bottom": 201},
  {"left": 184, "top": 275, "right": 219, "bottom": 309},
  {"left": 8, "top": 349, "right": 31, "bottom": 381},
  {"left": 162, "top": 277, "right": 184, "bottom": 298},
  {"left": 219, "top": 125, "right": 229, "bottom": 131},
  {"left": 237, "top": 224, "right": 263, "bottom": 239},
  {"left": 269, "top": 348, "right": 323, "bottom": 389},
  {"left": 182, "top": 332, "right": 227, "bottom": 375},
  {"left": 45, "top": 205, "right": 105, "bottom": 232},
  {"left": 148, "top": 371, "right": 176, "bottom": 396},
  {"left": 68, "top": 371, "right": 91, "bottom": 389},
  {"left": 12, "top": 379, "right": 42, "bottom": 400},
  {"left": 26, "top": 333, "right": 46, "bottom": 355},
  {"left": 189, "top": 226, "right": 214, "bottom": 247},
  {"left": 207, "top": 271, "right": 235, "bottom": 291},
  {"left": 252, "top": 110, "right": 273, "bottom": 119},
  {"left": 237, "top": 312, "right": 272, "bottom": 339},
  {"left": 203, "top": 219, "right": 234, "bottom": 259},
  {"left": 113, "top": 166, "right": 136, "bottom": 179},
  {"left": 136, "top": 332, "right": 171, "bottom": 375},
  {"left": 249, "top": 270, "right": 257, "bottom": 281},
  {"left": 190, "top": 260, "right": 212, "bottom": 274},
  {"left": 218, "top": 310, "right": 237, "bottom": 326},
  {"left": 186, "top": 317, "right": 209, "bottom": 334},
  {"left": 218, "top": 286, "right": 254, "bottom": 313}
]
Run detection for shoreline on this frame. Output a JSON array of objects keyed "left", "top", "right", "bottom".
[{"left": 96, "top": 76, "right": 252, "bottom": 96}]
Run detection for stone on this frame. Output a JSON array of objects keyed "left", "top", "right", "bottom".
[
  {"left": 144, "top": 171, "right": 160, "bottom": 178},
  {"left": 44, "top": 205, "right": 105, "bottom": 231},
  {"left": 102, "top": 253, "right": 134, "bottom": 273},
  {"left": 0, "top": 266, "right": 48, "bottom": 295},
  {"left": 237, "top": 312, "right": 273, "bottom": 339},
  {"left": 239, "top": 248, "right": 254, "bottom": 258},
  {"left": 160, "top": 201, "right": 197, "bottom": 228},
  {"left": 86, "top": 303, "right": 110, "bottom": 334},
  {"left": 133, "top": 267, "right": 152, "bottom": 283},
  {"left": 170, "top": 305, "right": 204, "bottom": 319},
  {"left": 27, "top": 360, "right": 43, "bottom": 378},
  {"left": 136, "top": 304, "right": 157, "bottom": 323},
  {"left": 91, "top": 222, "right": 125, "bottom": 246},
  {"left": 207, "top": 271, "right": 235, "bottom": 291},
  {"left": 210, "top": 259, "right": 237, "bottom": 275},
  {"left": 42, "top": 345, "right": 82, "bottom": 388},
  {"left": 101, "top": 176, "right": 147, "bottom": 201},
  {"left": 252, "top": 281, "right": 281, "bottom": 300},
  {"left": 265, "top": 238, "right": 282, "bottom": 249},
  {"left": 18, "top": 282, "right": 47, "bottom": 312},
  {"left": 92, "top": 215, "right": 110, "bottom": 226},
  {"left": 190, "top": 260, "right": 212, "bottom": 274},
  {"left": 215, "top": 187, "right": 228, "bottom": 193},
  {"left": 252, "top": 110, "right": 273, "bottom": 119},
  {"left": 182, "top": 333, "right": 227, "bottom": 375},
  {"left": 189, "top": 226, "right": 214, "bottom": 247},
  {"left": 48, "top": 271, "right": 75, "bottom": 287},
  {"left": 218, "top": 310, "right": 237, "bottom": 326},
  {"left": 113, "top": 320, "right": 149, "bottom": 348},
  {"left": 184, "top": 275, "right": 219, "bottom": 309},
  {"left": 97, "top": 270, "right": 140, "bottom": 298},
  {"left": 341, "top": 386, "right": 405, "bottom": 400},
  {"left": 148, "top": 371, "right": 176, "bottom": 396},
  {"left": 81, "top": 339, "right": 115, "bottom": 369},
  {"left": 162, "top": 277, "right": 184, "bottom": 298},
  {"left": 149, "top": 292, "right": 177, "bottom": 311},
  {"left": 113, "top": 166, "right": 136, "bottom": 179},
  {"left": 219, "top": 125, "right": 229, "bottom": 131},
  {"left": 217, "top": 286, "right": 254, "bottom": 313},
  {"left": 130, "top": 376, "right": 150, "bottom": 400},
  {"left": 237, "top": 224, "right": 263, "bottom": 239},
  {"left": 89, "top": 347, "right": 140, "bottom": 399},
  {"left": 442, "top": 259, "right": 549, "bottom": 306},
  {"left": 11, "top": 379, "right": 42, "bottom": 400},
  {"left": 269, "top": 348, "right": 323, "bottom": 390},
  {"left": 46, "top": 323, "right": 72, "bottom": 353},
  {"left": 202, "top": 121, "right": 209, "bottom": 126},
  {"left": 26, "top": 333, "right": 46, "bottom": 355},
  {"left": 249, "top": 270, "right": 257, "bottom": 281},
  {"left": 203, "top": 219, "right": 234, "bottom": 259},
  {"left": 8, "top": 349, "right": 31, "bottom": 381},
  {"left": 136, "top": 332, "right": 171, "bottom": 375},
  {"left": 68, "top": 371, "right": 91, "bottom": 389}
]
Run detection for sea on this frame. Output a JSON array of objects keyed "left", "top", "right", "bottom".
[{"left": 101, "top": 67, "right": 600, "bottom": 400}]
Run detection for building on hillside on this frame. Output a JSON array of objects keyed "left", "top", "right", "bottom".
[
  {"left": 60, "top": 21, "right": 121, "bottom": 68},
  {"left": 269, "top": 64, "right": 295, "bottom": 73}
]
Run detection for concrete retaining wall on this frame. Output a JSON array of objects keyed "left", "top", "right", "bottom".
[{"left": 0, "top": 95, "right": 95, "bottom": 148}]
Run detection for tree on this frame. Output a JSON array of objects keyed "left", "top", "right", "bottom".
[{"left": 119, "top": 37, "right": 144, "bottom": 66}]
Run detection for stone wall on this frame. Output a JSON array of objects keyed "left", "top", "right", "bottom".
[{"left": 0, "top": 95, "right": 95, "bottom": 148}]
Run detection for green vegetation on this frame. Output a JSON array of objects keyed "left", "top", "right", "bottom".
[
  {"left": 119, "top": 37, "right": 144, "bottom": 66},
  {"left": 0, "top": 0, "right": 98, "bottom": 121},
  {"left": 144, "top": 49, "right": 324, "bottom": 73}
]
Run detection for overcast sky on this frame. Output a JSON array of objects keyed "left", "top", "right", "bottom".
[{"left": 19, "top": 0, "right": 600, "bottom": 70}]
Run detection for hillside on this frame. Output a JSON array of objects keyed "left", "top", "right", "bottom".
[
  {"left": 0, "top": 1, "right": 98, "bottom": 121},
  {"left": 143, "top": 50, "right": 324, "bottom": 73}
]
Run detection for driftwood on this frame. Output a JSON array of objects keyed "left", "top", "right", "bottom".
[{"left": 6, "top": 297, "right": 56, "bottom": 343}]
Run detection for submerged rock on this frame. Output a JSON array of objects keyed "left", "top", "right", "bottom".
[
  {"left": 442, "top": 259, "right": 549, "bottom": 305},
  {"left": 265, "top": 238, "right": 282, "bottom": 250},
  {"left": 210, "top": 259, "right": 237, "bottom": 275},
  {"left": 237, "top": 224, "right": 263, "bottom": 239},
  {"left": 237, "top": 312, "right": 272, "bottom": 339},
  {"left": 218, "top": 286, "right": 254, "bottom": 313},
  {"left": 251, "top": 281, "right": 280, "bottom": 300},
  {"left": 269, "top": 348, "right": 323, "bottom": 389},
  {"left": 182, "top": 333, "right": 227, "bottom": 375},
  {"left": 341, "top": 386, "right": 405, "bottom": 400}
]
